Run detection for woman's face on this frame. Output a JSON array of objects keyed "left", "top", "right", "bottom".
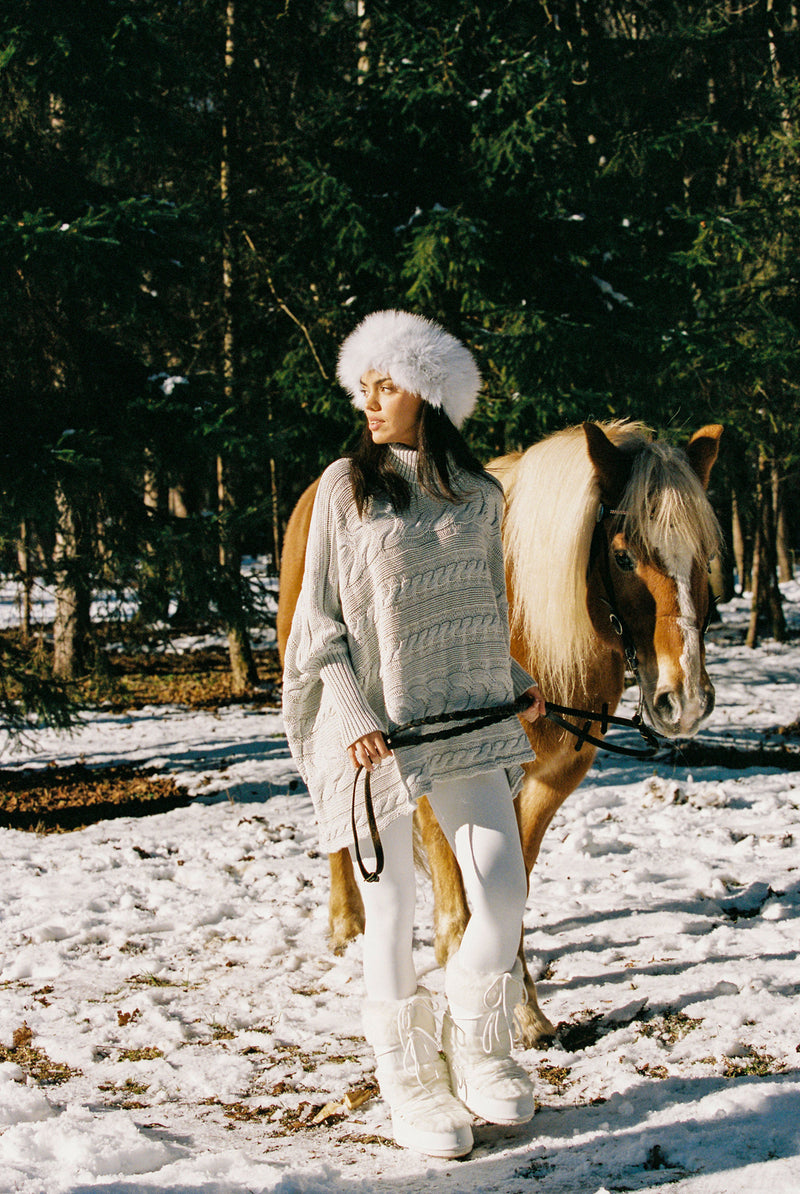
[{"left": 360, "top": 370, "right": 423, "bottom": 447}]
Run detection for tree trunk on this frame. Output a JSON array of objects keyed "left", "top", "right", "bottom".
[
  {"left": 52, "top": 482, "right": 91, "bottom": 680},
  {"left": 166, "top": 480, "right": 213, "bottom": 627},
  {"left": 227, "top": 622, "right": 257, "bottom": 694},
  {"left": 17, "top": 521, "right": 33, "bottom": 642},
  {"left": 745, "top": 490, "right": 762, "bottom": 649},
  {"left": 270, "top": 455, "right": 281, "bottom": 576},
  {"left": 746, "top": 455, "right": 786, "bottom": 648},
  {"left": 267, "top": 397, "right": 281, "bottom": 575},
  {"left": 708, "top": 551, "right": 733, "bottom": 610},
  {"left": 169, "top": 485, "right": 190, "bottom": 519},
  {"left": 357, "top": 0, "right": 371, "bottom": 79},
  {"left": 219, "top": 0, "right": 257, "bottom": 695},
  {"left": 773, "top": 463, "right": 793, "bottom": 583},
  {"left": 731, "top": 490, "right": 746, "bottom": 594},
  {"left": 762, "top": 461, "right": 787, "bottom": 641},
  {"left": 217, "top": 455, "right": 258, "bottom": 694},
  {"left": 138, "top": 458, "right": 171, "bottom": 623}
]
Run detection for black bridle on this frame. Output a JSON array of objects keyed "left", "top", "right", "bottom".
[
  {"left": 575, "top": 500, "right": 662, "bottom": 757},
  {"left": 588, "top": 504, "right": 643, "bottom": 679},
  {"left": 536, "top": 500, "right": 661, "bottom": 761}
]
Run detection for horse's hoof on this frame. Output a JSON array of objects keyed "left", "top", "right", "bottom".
[{"left": 515, "top": 1002, "right": 557, "bottom": 1050}]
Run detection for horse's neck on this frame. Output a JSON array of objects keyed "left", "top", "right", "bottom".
[
  {"left": 513, "top": 625, "right": 626, "bottom": 714},
  {"left": 574, "top": 645, "right": 626, "bottom": 714}
]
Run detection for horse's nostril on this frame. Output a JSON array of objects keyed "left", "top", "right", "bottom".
[
  {"left": 654, "top": 690, "right": 680, "bottom": 724},
  {"left": 703, "top": 688, "right": 715, "bottom": 717}
]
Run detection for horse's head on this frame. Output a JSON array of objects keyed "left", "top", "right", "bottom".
[{"left": 583, "top": 422, "right": 723, "bottom": 739}]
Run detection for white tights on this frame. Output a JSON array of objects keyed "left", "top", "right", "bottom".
[{"left": 350, "top": 767, "right": 528, "bottom": 1002}]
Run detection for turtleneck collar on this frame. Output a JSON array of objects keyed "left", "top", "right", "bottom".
[{"left": 387, "top": 443, "right": 419, "bottom": 483}]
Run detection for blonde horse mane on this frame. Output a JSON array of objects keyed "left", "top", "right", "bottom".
[{"left": 500, "top": 421, "right": 722, "bottom": 701}]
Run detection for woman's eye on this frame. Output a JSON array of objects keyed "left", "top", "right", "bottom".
[{"left": 614, "top": 551, "right": 636, "bottom": 572}]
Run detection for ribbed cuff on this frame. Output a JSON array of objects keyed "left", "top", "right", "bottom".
[
  {"left": 510, "top": 656, "right": 536, "bottom": 698},
  {"left": 320, "top": 657, "right": 385, "bottom": 747}
]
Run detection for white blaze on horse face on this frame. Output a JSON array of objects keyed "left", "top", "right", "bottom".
[{"left": 655, "top": 540, "right": 709, "bottom": 734}]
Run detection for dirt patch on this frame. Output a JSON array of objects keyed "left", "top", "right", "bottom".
[
  {"left": 0, "top": 762, "right": 194, "bottom": 832},
  {"left": 1, "top": 642, "right": 283, "bottom": 832}
]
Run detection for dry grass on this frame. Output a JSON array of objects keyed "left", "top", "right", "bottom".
[
  {"left": 77, "top": 647, "right": 281, "bottom": 711},
  {"left": 0, "top": 1023, "right": 81, "bottom": 1086}
]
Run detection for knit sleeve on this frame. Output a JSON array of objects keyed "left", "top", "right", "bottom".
[
  {"left": 485, "top": 480, "right": 536, "bottom": 698},
  {"left": 282, "top": 465, "right": 385, "bottom": 756}
]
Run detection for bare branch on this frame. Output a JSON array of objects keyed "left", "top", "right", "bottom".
[{"left": 242, "top": 231, "right": 329, "bottom": 380}]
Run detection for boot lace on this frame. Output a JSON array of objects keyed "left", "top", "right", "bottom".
[
  {"left": 479, "top": 971, "right": 528, "bottom": 1054},
  {"left": 397, "top": 1002, "right": 442, "bottom": 1084}
]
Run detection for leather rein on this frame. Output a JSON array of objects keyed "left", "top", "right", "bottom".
[{"left": 351, "top": 503, "right": 663, "bottom": 882}]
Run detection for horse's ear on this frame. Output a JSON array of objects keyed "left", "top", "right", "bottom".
[
  {"left": 686, "top": 424, "right": 723, "bottom": 489},
  {"left": 582, "top": 422, "right": 629, "bottom": 501}
]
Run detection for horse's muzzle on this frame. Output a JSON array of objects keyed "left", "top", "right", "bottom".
[{"left": 651, "top": 684, "right": 715, "bottom": 737}]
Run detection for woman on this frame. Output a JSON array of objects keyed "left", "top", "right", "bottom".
[{"left": 282, "top": 309, "right": 545, "bottom": 1159}]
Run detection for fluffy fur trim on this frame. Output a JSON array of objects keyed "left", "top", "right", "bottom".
[{"left": 337, "top": 309, "right": 481, "bottom": 428}]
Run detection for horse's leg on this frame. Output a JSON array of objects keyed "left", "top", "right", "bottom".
[
  {"left": 514, "top": 751, "right": 597, "bottom": 1047},
  {"left": 415, "top": 796, "right": 470, "bottom": 967},
  {"left": 328, "top": 849, "right": 365, "bottom": 953}
]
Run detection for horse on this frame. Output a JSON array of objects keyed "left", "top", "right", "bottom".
[{"left": 277, "top": 420, "right": 723, "bottom": 1046}]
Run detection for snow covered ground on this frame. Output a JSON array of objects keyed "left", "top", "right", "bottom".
[{"left": 0, "top": 582, "right": 799, "bottom": 1193}]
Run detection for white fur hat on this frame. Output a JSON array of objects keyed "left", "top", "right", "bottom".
[{"left": 336, "top": 309, "right": 481, "bottom": 428}]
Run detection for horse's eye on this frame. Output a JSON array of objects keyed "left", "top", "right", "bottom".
[{"left": 614, "top": 551, "right": 636, "bottom": 572}]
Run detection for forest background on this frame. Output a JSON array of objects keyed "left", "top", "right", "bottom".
[{"left": 1, "top": 0, "right": 799, "bottom": 724}]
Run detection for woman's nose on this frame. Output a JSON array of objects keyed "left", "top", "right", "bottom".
[{"left": 364, "top": 389, "right": 380, "bottom": 410}]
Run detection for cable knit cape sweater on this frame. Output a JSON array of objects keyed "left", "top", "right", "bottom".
[{"left": 282, "top": 445, "right": 536, "bottom": 852}]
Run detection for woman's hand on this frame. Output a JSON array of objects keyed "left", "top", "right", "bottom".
[
  {"left": 348, "top": 731, "right": 392, "bottom": 772},
  {"left": 519, "top": 684, "right": 546, "bottom": 723}
]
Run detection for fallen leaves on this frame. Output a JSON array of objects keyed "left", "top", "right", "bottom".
[{"left": 311, "top": 1086, "right": 375, "bottom": 1123}]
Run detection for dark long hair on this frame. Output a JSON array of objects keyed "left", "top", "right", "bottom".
[{"left": 349, "top": 403, "right": 498, "bottom": 517}]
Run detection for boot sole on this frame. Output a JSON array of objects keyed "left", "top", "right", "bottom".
[
  {"left": 392, "top": 1117, "right": 474, "bottom": 1158},
  {"left": 452, "top": 1082, "right": 535, "bottom": 1127},
  {"left": 468, "top": 1107, "right": 534, "bottom": 1126}
]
